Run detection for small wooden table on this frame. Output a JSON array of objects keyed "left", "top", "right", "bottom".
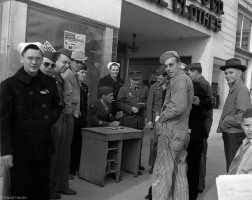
[{"left": 79, "top": 127, "right": 144, "bottom": 187}]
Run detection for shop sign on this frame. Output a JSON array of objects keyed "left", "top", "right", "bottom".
[
  {"left": 147, "top": 0, "right": 224, "bottom": 32},
  {"left": 43, "top": 41, "right": 56, "bottom": 52},
  {"left": 64, "top": 31, "right": 86, "bottom": 52}
]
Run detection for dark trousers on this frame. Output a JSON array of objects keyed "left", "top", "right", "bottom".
[
  {"left": 222, "top": 132, "right": 246, "bottom": 172},
  {"left": 187, "top": 140, "right": 203, "bottom": 200},
  {"left": 70, "top": 116, "right": 87, "bottom": 175},
  {"left": 10, "top": 157, "right": 50, "bottom": 200}
]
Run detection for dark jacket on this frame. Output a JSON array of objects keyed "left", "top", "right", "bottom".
[
  {"left": 189, "top": 82, "right": 212, "bottom": 143},
  {"left": 88, "top": 99, "right": 117, "bottom": 127},
  {"left": 98, "top": 74, "right": 124, "bottom": 114},
  {"left": 0, "top": 67, "right": 62, "bottom": 162},
  {"left": 117, "top": 83, "right": 148, "bottom": 130}
]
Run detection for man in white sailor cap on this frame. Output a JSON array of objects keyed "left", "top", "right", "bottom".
[
  {"left": 0, "top": 42, "right": 61, "bottom": 200},
  {"left": 98, "top": 62, "right": 124, "bottom": 115}
]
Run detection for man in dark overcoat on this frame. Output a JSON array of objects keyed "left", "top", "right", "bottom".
[
  {"left": 98, "top": 62, "right": 124, "bottom": 115},
  {"left": 0, "top": 42, "right": 61, "bottom": 200}
]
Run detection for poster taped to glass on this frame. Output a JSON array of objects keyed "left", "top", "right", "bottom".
[{"left": 64, "top": 30, "right": 86, "bottom": 52}]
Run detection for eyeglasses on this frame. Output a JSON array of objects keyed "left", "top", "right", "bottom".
[{"left": 43, "top": 62, "right": 55, "bottom": 69}]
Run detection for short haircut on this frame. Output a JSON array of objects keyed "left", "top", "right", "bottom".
[
  {"left": 242, "top": 108, "right": 252, "bottom": 120},
  {"left": 22, "top": 44, "right": 42, "bottom": 56},
  {"left": 189, "top": 67, "right": 202, "bottom": 73},
  {"left": 81, "top": 63, "right": 87, "bottom": 71}
]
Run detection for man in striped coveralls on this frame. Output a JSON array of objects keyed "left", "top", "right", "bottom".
[{"left": 152, "top": 51, "right": 194, "bottom": 200}]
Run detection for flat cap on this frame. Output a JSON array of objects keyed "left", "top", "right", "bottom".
[
  {"left": 156, "top": 65, "right": 166, "bottom": 76},
  {"left": 56, "top": 48, "right": 72, "bottom": 59},
  {"left": 219, "top": 58, "right": 247, "bottom": 72},
  {"left": 159, "top": 51, "right": 180, "bottom": 64},
  {"left": 17, "top": 42, "right": 44, "bottom": 55},
  {"left": 128, "top": 71, "right": 142, "bottom": 80},
  {"left": 186, "top": 63, "right": 202, "bottom": 71},
  {"left": 107, "top": 62, "right": 120, "bottom": 70},
  {"left": 43, "top": 51, "right": 57, "bottom": 63},
  {"left": 99, "top": 86, "right": 113, "bottom": 95}
]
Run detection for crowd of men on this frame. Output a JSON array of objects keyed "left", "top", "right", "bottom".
[{"left": 1, "top": 42, "right": 252, "bottom": 200}]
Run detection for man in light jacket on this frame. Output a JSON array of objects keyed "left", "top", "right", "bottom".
[{"left": 217, "top": 58, "right": 252, "bottom": 172}]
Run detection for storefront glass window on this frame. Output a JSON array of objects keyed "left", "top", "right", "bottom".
[
  {"left": 26, "top": 6, "right": 116, "bottom": 102},
  {"left": 235, "top": 13, "right": 243, "bottom": 47},
  {"left": 236, "top": 13, "right": 252, "bottom": 51},
  {"left": 241, "top": 16, "right": 251, "bottom": 50}
]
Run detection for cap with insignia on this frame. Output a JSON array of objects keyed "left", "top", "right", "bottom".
[
  {"left": 43, "top": 51, "right": 57, "bottom": 63},
  {"left": 160, "top": 51, "right": 180, "bottom": 65},
  {"left": 99, "top": 86, "right": 113, "bottom": 95},
  {"left": 156, "top": 65, "right": 166, "bottom": 76},
  {"left": 128, "top": 71, "right": 142, "bottom": 81},
  {"left": 56, "top": 48, "right": 72, "bottom": 59}
]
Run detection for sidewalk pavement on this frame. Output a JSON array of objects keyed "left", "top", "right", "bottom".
[{"left": 0, "top": 109, "right": 225, "bottom": 200}]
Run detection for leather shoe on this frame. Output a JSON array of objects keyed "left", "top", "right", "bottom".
[
  {"left": 57, "top": 188, "right": 77, "bottom": 195},
  {"left": 50, "top": 193, "right": 61, "bottom": 199},
  {"left": 138, "top": 171, "right": 143, "bottom": 175},
  {"left": 139, "top": 165, "right": 145, "bottom": 171}
]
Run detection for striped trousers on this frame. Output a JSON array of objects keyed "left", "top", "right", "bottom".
[{"left": 152, "top": 135, "right": 189, "bottom": 200}]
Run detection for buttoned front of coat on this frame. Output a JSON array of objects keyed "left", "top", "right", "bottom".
[
  {"left": 0, "top": 67, "right": 61, "bottom": 162},
  {"left": 117, "top": 83, "right": 148, "bottom": 129}
]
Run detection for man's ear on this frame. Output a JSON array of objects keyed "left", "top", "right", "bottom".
[{"left": 20, "top": 55, "right": 24, "bottom": 64}]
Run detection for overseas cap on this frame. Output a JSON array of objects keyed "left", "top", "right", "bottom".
[
  {"left": 17, "top": 42, "right": 44, "bottom": 55},
  {"left": 107, "top": 62, "right": 120, "bottom": 70},
  {"left": 128, "top": 71, "right": 142, "bottom": 80},
  {"left": 219, "top": 58, "right": 247, "bottom": 72},
  {"left": 186, "top": 63, "right": 202, "bottom": 71},
  {"left": 159, "top": 51, "right": 180, "bottom": 65},
  {"left": 99, "top": 86, "right": 113, "bottom": 95},
  {"left": 43, "top": 51, "right": 57, "bottom": 63},
  {"left": 56, "top": 48, "right": 72, "bottom": 59},
  {"left": 156, "top": 65, "right": 166, "bottom": 76}
]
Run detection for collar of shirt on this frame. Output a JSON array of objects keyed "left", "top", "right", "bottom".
[
  {"left": 100, "top": 98, "right": 108, "bottom": 111},
  {"left": 229, "top": 78, "right": 243, "bottom": 93}
]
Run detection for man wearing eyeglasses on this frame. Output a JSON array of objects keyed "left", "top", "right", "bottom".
[{"left": 40, "top": 51, "right": 57, "bottom": 76}]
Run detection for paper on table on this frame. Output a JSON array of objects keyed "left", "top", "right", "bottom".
[{"left": 216, "top": 174, "right": 252, "bottom": 200}]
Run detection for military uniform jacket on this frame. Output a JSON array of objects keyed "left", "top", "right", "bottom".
[
  {"left": 146, "top": 82, "right": 164, "bottom": 122},
  {"left": 0, "top": 67, "right": 62, "bottom": 162},
  {"left": 117, "top": 83, "right": 148, "bottom": 129},
  {"left": 98, "top": 74, "right": 124, "bottom": 114},
  {"left": 88, "top": 99, "right": 117, "bottom": 127}
]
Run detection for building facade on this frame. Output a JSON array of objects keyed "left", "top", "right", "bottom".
[{"left": 0, "top": 0, "right": 251, "bottom": 106}]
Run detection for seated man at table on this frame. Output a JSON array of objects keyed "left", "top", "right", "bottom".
[{"left": 88, "top": 86, "right": 123, "bottom": 127}]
